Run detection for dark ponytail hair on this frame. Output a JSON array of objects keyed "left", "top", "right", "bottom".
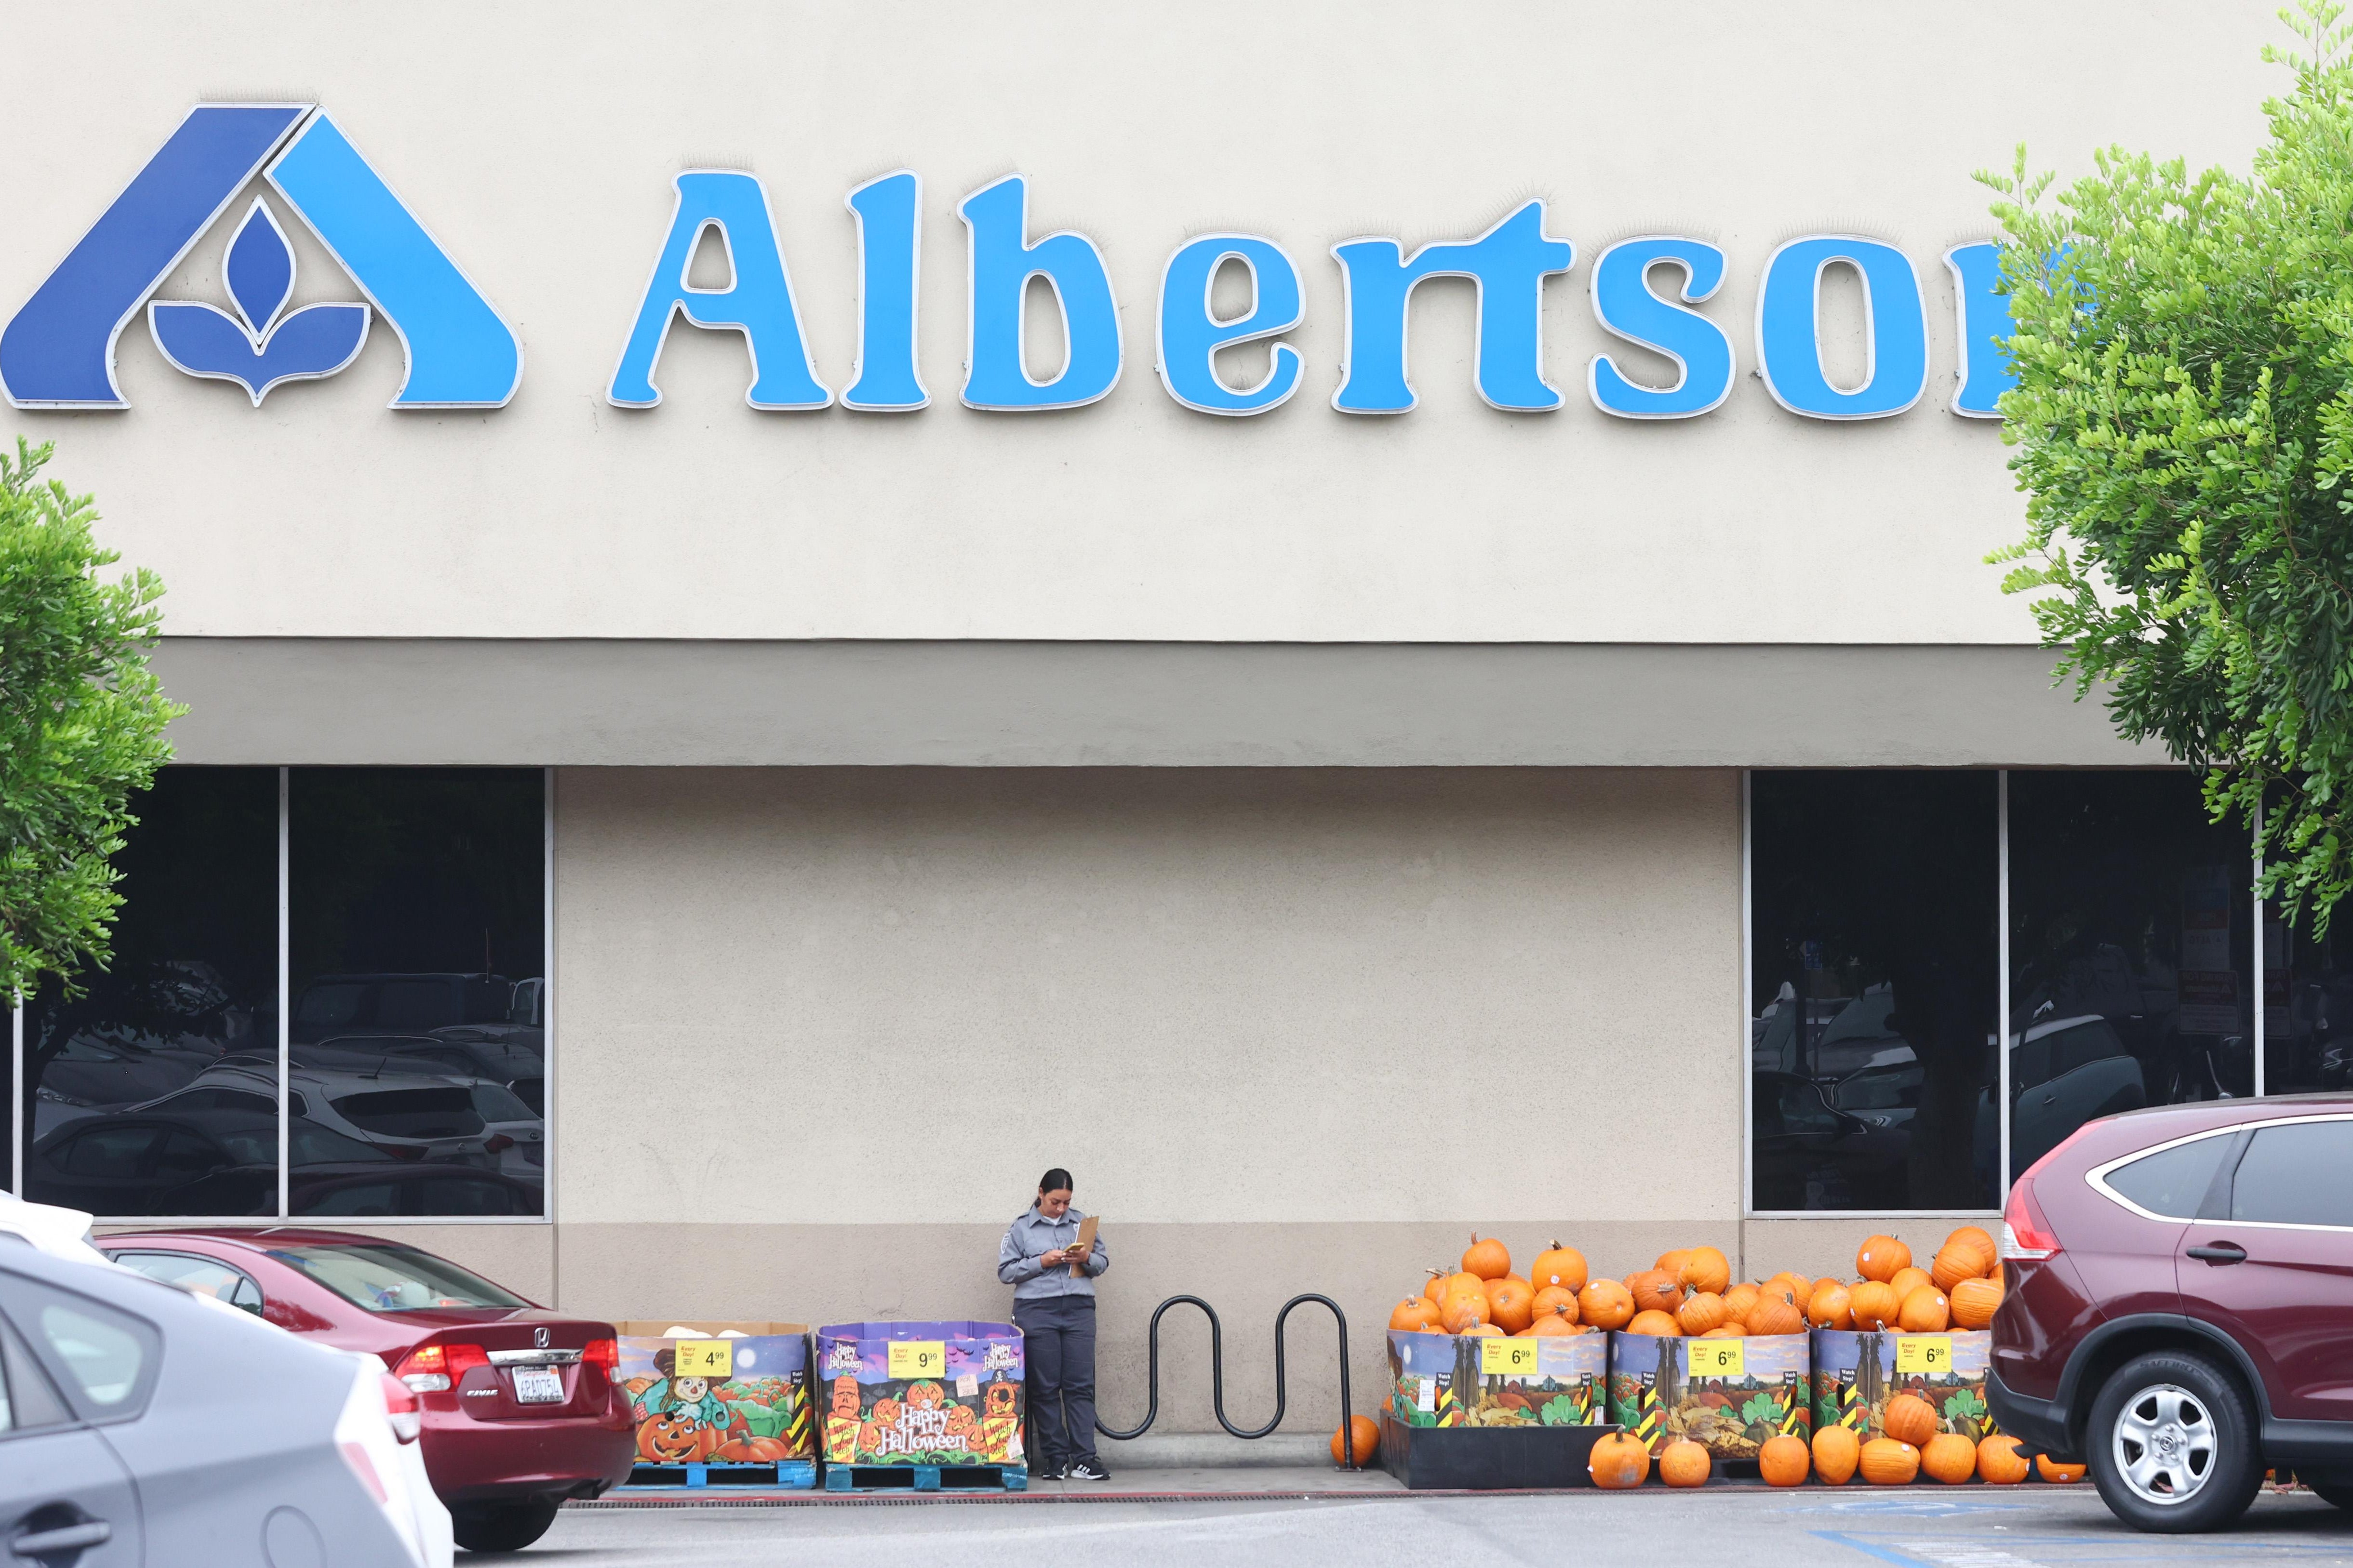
[{"left": 1038, "top": 1168, "right": 1073, "bottom": 1195}]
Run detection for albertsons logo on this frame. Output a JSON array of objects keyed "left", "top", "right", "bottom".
[{"left": 0, "top": 104, "right": 519, "bottom": 410}]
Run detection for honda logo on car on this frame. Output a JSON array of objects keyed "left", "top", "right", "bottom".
[{"left": 0, "top": 103, "right": 2016, "bottom": 422}]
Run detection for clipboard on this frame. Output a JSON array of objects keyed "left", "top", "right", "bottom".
[{"left": 1069, "top": 1215, "right": 1100, "bottom": 1276}]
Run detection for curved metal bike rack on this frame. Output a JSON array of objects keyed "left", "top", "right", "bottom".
[{"left": 1095, "top": 1293, "right": 1357, "bottom": 1469}]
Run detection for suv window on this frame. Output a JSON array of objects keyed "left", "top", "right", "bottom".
[
  {"left": 330, "top": 1087, "right": 482, "bottom": 1138},
  {"left": 2230, "top": 1119, "right": 2353, "bottom": 1228},
  {"left": 2103, "top": 1132, "right": 2233, "bottom": 1218},
  {"left": 60, "top": 1127, "right": 159, "bottom": 1177}
]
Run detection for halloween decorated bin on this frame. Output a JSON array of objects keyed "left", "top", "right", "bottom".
[
  {"left": 616, "top": 1322, "right": 812, "bottom": 1465},
  {"left": 1811, "top": 1328, "right": 1993, "bottom": 1443},
  {"left": 815, "top": 1322, "right": 1025, "bottom": 1466},
  {"left": 1608, "top": 1329, "right": 1811, "bottom": 1461},
  {"left": 1387, "top": 1329, "right": 1605, "bottom": 1429}
]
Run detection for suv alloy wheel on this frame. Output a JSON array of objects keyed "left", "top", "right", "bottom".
[{"left": 2086, "top": 1351, "right": 2263, "bottom": 1532}]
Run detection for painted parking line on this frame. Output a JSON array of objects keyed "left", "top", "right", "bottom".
[{"left": 1816, "top": 1528, "right": 2353, "bottom": 1566}]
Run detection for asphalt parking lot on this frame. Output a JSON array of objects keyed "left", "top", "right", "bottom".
[{"left": 527, "top": 1487, "right": 2353, "bottom": 1566}]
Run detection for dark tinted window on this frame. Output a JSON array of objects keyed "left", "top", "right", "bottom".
[
  {"left": 2230, "top": 1120, "right": 2353, "bottom": 1227},
  {"left": 2104, "top": 1134, "right": 2233, "bottom": 1219},
  {"left": 2009, "top": 772, "right": 2252, "bottom": 1180},
  {"left": 330, "top": 1088, "right": 481, "bottom": 1138},
  {"left": 2263, "top": 898, "right": 2353, "bottom": 1094},
  {"left": 61, "top": 1127, "right": 158, "bottom": 1178},
  {"left": 1749, "top": 771, "right": 1999, "bottom": 1210}
]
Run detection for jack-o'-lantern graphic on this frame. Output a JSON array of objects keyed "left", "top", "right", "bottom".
[
  {"left": 639, "top": 1413, "right": 722, "bottom": 1463},
  {"left": 945, "top": 1405, "right": 977, "bottom": 1436},
  {"left": 906, "top": 1380, "right": 946, "bottom": 1411},
  {"left": 985, "top": 1382, "right": 1018, "bottom": 1417},
  {"left": 858, "top": 1420, "right": 884, "bottom": 1454},
  {"left": 830, "top": 1375, "right": 861, "bottom": 1421},
  {"left": 872, "top": 1397, "right": 903, "bottom": 1426}
]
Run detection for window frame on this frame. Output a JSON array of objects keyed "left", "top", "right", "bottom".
[
  {"left": 2084, "top": 1124, "right": 2244, "bottom": 1224},
  {"left": 6, "top": 765, "right": 554, "bottom": 1227},
  {"left": 2207, "top": 1112, "right": 2353, "bottom": 1233}
]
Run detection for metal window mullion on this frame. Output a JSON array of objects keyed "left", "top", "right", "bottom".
[
  {"left": 2253, "top": 818, "right": 2266, "bottom": 1100},
  {"left": 278, "top": 766, "right": 290, "bottom": 1220},
  {"left": 542, "top": 765, "right": 555, "bottom": 1230},
  {"left": 1997, "top": 770, "right": 2012, "bottom": 1206},
  {"left": 1739, "top": 770, "right": 1754, "bottom": 1228},
  {"left": 10, "top": 996, "right": 21, "bottom": 1195}
]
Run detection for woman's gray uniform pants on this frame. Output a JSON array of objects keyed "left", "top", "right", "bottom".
[{"left": 1013, "top": 1295, "right": 1099, "bottom": 1473}]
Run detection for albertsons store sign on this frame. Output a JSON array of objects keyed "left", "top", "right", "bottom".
[{"left": 1, "top": 103, "right": 2014, "bottom": 423}]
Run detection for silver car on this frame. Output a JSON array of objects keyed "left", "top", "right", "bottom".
[{"left": 0, "top": 1237, "right": 449, "bottom": 1567}]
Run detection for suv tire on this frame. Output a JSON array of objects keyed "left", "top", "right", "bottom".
[
  {"left": 2085, "top": 1350, "right": 2262, "bottom": 1533},
  {"left": 452, "top": 1499, "right": 561, "bottom": 1553}
]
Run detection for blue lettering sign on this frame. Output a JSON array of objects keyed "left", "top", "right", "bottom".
[
  {"left": 958, "top": 175, "right": 1122, "bottom": 411},
  {"left": 1753, "top": 235, "right": 1927, "bottom": 420},
  {"left": 1586, "top": 237, "right": 1733, "bottom": 420},
  {"left": 844, "top": 170, "right": 928, "bottom": 412},
  {"left": 1156, "top": 236, "right": 1303, "bottom": 416},
  {"left": 148, "top": 198, "right": 370, "bottom": 404},
  {"left": 1943, "top": 241, "right": 2013, "bottom": 420}
]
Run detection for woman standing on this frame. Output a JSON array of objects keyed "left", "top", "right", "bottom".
[{"left": 997, "top": 1167, "right": 1110, "bottom": 1480}]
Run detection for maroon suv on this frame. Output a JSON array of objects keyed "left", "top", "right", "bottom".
[
  {"left": 102, "top": 1228, "right": 635, "bottom": 1552},
  {"left": 1986, "top": 1093, "right": 2353, "bottom": 1531}
]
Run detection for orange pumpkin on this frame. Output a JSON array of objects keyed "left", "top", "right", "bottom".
[
  {"left": 715, "top": 1434, "right": 793, "bottom": 1462},
  {"left": 1745, "top": 1295, "right": 1805, "bottom": 1337},
  {"left": 1656, "top": 1248, "right": 1693, "bottom": 1279},
  {"left": 1888, "top": 1266, "right": 1934, "bottom": 1302},
  {"left": 1589, "top": 1432, "right": 1651, "bottom": 1488},
  {"left": 1897, "top": 1287, "right": 1951, "bottom": 1333},
  {"left": 1678, "top": 1246, "right": 1731, "bottom": 1296},
  {"left": 1627, "top": 1309, "right": 1684, "bottom": 1338},
  {"left": 1458, "top": 1321, "right": 1504, "bottom": 1338},
  {"left": 1768, "top": 1272, "right": 1814, "bottom": 1301},
  {"left": 1389, "top": 1297, "right": 1444, "bottom": 1333},
  {"left": 1530, "top": 1285, "right": 1579, "bottom": 1323},
  {"left": 1811, "top": 1424, "right": 1860, "bottom": 1485},
  {"left": 1881, "top": 1393, "right": 1939, "bottom": 1447},
  {"left": 1676, "top": 1292, "right": 1728, "bottom": 1336},
  {"left": 1331, "top": 1414, "right": 1379, "bottom": 1465},
  {"left": 639, "top": 1413, "right": 723, "bottom": 1463},
  {"left": 1659, "top": 1438, "right": 1711, "bottom": 1487},
  {"left": 1440, "top": 1270, "right": 1484, "bottom": 1303},
  {"left": 1578, "top": 1279, "right": 1635, "bottom": 1331},
  {"left": 1629, "top": 1269, "right": 1685, "bottom": 1316},
  {"left": 1930, "top": 1245, "right": 1985, "bottom": 1293},
  {"left": 1701, "top": 1324, "right": 1745, "bottom": 1338},
  {"left": 1860, "top": 1438, "right": 1920, "bottom": 1486},
  {"left": 1977, "top": 1433, "right": 2031, "bottom": 1485},
  {"left": 1442, "top": 1290, "right": 1492, "bottom": 1334},
  {"left": 1989, "top": 1261, "right": 2005, "bottom": 1287},
  {"left": 1950, "top": 1276, "right": 2002, "bottom": 1330},
  {"left": 1857, "top": 1235, "right": 1911, "bottom": 1283},
  {"left": 1486, "top": 1278, "right": 1536, "bottom": 1335},
  {"left": 1422, "top": 1270, "right": 1451, "bottom": 1307},
  {"left": 1944, "top": 1226, "right": 1997, "bottom": 1271},
  {"left": 1847, "top": 1280, "right": 1900, "bottom": 1331},
  {"left": 1753, "top": 1278, "right": 1801, "bottom": 1308},
  {"left": 1527, "top": 1305, "right": 1582, "bottom": 1337},
  {"left": 2035, "top": 1454, "right": 2086, "bottom": 1483},
  {"left": 1921, "top": 1433, "right": 1977, "bottom": 1484},
  {"left": 1530, "top": 1242, "right": 1588, "bottom": 1293},
  {"left": 1760, "top": 1433, "right": 1811, "bottom": 1487},
  {"left": 1462, "top": 1236, "right": 1511, "bottom": 1280},
  {"left": 1806, "top": 1283, "right": 1853, "bottom": 1330},
  {"left": 1722, "top": 1283, "right": 1762, "bottom": 1322}
]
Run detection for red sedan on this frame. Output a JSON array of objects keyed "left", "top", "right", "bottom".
[{"left": 103, "top": 1227, "right": 634, "bottom": 1553}]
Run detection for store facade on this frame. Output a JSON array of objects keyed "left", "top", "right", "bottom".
[{"left": 0, "top": 0, "right": 2308, "bottom": 1429}]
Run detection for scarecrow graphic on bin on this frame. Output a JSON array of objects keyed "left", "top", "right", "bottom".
[
  {"left": 816, "top": 1322, "right": 1026, "bottom": 1465},
  {"left": 616, "top": 1323, "right": 812, "bottom": 1464}
]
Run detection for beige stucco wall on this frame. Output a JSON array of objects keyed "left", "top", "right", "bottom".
[
  {"left": 0, "top": 0, "right": 2281, "bottom": 645},
  {"left": 532, "top": 764, "right": 1743, "bottom": 1426}
]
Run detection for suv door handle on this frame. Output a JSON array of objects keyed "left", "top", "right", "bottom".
[
  {"left": 13, "top": 1519, "right": 112, "bottom": 1556},
  {"left": 2187, "top": 1243, "right": 2247, "bottom": 1264}
]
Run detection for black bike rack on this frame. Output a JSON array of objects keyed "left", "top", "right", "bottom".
[{"left": 1095, "top": 1293, "right": 1357, "bottom": 1470}]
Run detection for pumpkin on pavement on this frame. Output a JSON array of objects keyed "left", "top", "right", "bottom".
[
  {"left": 1331, "top": 1415, "right": 1379, "bottom": 1465},
  {"left": 1881, "top": 1393, "right": 1938, "bottom": 1447},
  {"left": 1860, "top": 1438, "right": 1920, "bottom": 1486},
  {"left": 1659, "top": 1439, "right": 1711, "bottom": 1487},
  {"left": 1977, "top": 1434, "right": 2031, "bottom": 1485},
  {"left": 2036, "top": 1454, "right": 2087, "bottom": 1483},
  {"left": 1921, "top": 1433, "right": 1977, "bottom": 1484},
  {"left": 1811, "top": 1424, "right": 1860, "bottom": 1485},
  {"left": 1759, "top": 1433, "right": 1811, "bottom": 1487},
  {"left": 1589, "top": 1432, "right": 1651, "bottom": 1488}
]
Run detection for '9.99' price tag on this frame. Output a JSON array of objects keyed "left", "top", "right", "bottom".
[
  {"left": 889, "top": 1341, "right": 947, "bottom": 1379},
  {"left": 1479, "top": 1338, "right": 1539, "bottom": 1377},
  {"left": 1895, "top": 1336, "right": 1952, "bottom": 1375}
]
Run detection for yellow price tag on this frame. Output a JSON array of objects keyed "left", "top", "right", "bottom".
[
  {"left": 1895, "top": 1336, "right": 1952, "bottom": 1375},
  {"left": 1687, "top": 1339, "right": 1745, "bottom": 1379},
  {"left": 889, "top": 1341, "right": 947, "bottom": 1379},
  {"left": 1480, "top": 1337, "right": 1540, "bottom": 1377},
  {"left": 674, "top": 1339, "right": 733, "bottom": 1379}
]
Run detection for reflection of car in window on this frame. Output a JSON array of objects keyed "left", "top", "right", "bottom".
[
  {"left": 1974, "top": 1013, "right": 2149, "bottom": 1185},
  {"left": 289, "top": 971, "right": 516, "bottom": 1044},
  {"left": 1751, "top": 1070, "right": 1906, "bottom": 1210}
]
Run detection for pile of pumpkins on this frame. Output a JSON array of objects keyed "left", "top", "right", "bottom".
[{"left": 1589, "top": 1420, "right": 2081, "bottom": 1490}]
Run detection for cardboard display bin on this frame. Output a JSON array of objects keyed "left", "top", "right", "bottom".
[
  {"left": 1811, "top": 1328, "right": 1994, "bottom": 1442},
  {"left": 1608, "top": 1329, "right": 1812, "bottom": 1459},
  {"left": 814, "top": 1321, "right": 1025, "bottom": 1466},
  {"left": 1387, "top": 1329, "right": 1606, "bottom": 1430},
  {"left": 616, "top": 1321, "right": 812, "bottom": 1464}
]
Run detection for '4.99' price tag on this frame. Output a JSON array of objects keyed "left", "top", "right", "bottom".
[
  {"left": 1479, "top": 1338, "right": 1539, "bottom": 1378},
  {"left": 1687, "top": 1339, "right": 1745, "bottom": 1379},
  {"left": 1895, "top": 1336, "right": 1952, "bottom": 1375},
  {"left": 889, "top": 1341, "right": 947, "bottom": 1379},
  {"left": 674, "top": 1340, "right": 733, "bottom": 1379}
]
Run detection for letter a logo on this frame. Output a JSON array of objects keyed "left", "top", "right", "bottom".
[{"left": 0, "top": 104, "right": 521, "bottom": 409}]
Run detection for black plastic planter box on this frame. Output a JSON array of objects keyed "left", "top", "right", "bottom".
[{"left": 1377, "top": 1412, "right": 1615, "bottom": 1489}]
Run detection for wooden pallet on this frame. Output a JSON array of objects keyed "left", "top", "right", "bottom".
[
  {"left": 822, "top": 1462, "right": 1028, "bottom": 1493},
  {"left": 624, "top": 1459, "right": 818, "bottom": 1490}
]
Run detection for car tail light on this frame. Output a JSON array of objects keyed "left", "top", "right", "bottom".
[
  {"left": 583, "top": 1337, "right": 618, "bottom": 1371},
  {"left": 484, "top": 1134, "right": 514, "bottom": 1154},
  {"left": 373, "top": 1142, "right": 427, "bottom": 1161},
  {"left": 2002, "top": 1173, "right": 2062, "bottom": 1260},
  {"left": 394, "top": 1340, "right": 490, "bottom": 1393},
  {"left": 377, "top": 1373, "right": 421, "bottom": 1442}
]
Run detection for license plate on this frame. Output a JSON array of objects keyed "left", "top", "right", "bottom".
[{"left": 512, "top": 1368, "right": 564, "bottom": 1404}]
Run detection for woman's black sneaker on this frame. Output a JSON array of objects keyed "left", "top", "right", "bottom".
[{"left": 1065, "top": 1460, "right": 1110, "bottom": 1481}]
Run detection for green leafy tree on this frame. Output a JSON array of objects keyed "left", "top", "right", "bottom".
[
  {"left": 0, "top": 439, "right": 181, "bottom": 1000},
  {"left": 1984, "top": 2, "right": 2353, "bottom": 929}
]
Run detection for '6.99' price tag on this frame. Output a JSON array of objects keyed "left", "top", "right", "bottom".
[
  {"left": 1895, "top": 1336, "right": 1952, "bottom": 1375},
  {"left": 1479, "top": 1338, "right": 1539, "bottom": 1378},
  {"left": 1687, "top": 1339, "right": 1745, "bottom": 1379},
  {"left": 889, "top": 1341, "right": 947, "bottom": 1379}
]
